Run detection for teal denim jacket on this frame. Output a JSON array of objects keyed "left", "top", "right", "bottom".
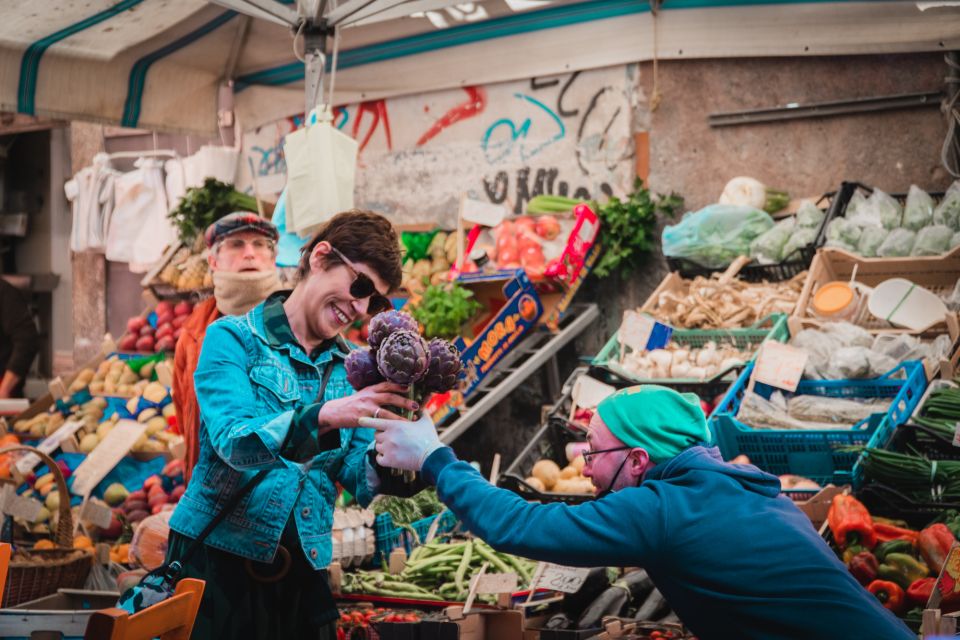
[{"left": 168, "top": 297, "right": 375, "bottom": 570}]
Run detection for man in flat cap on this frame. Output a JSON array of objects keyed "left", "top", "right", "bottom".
[
  {"left": 362, "top": 385, "right": 914, "bottom": 640},
  {"left": 174, "top": 212, "right": 281, "bottom": 483}
]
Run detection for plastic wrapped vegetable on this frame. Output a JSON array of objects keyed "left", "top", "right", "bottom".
[
  {"left": 902, "top": 185, "right": 934, "bottom": 231},
  {"left": 826, "top": 218, "right": 863, "bottom": 246},
  {"left": 845, "top": 189, "right": 868, "bottom": 220},
  {"left": 935, "top": 181, "right": 960, "bottom": 230},
  {"left": 911, "top": 224, "right": 952, "bottom": 256},
  {"left": 857, "top": 226, "right": 887, "bottom": 258},
  {"left": 749, "top": 217, "right": 795, "bottom": 263},
  {"left": 871, "top": 189, "right": 903, "bottom": 229},
  {"left": 781, "top": 227, "right": 817, "bottom": 260},
  {"left": 661, "top": 204, "right": 774, "bottom": 268},
  {"left": 795, "top": 201, "right": 825, "bottom": 229},
  {"left": 877, "top": 228, "right": 916, "bottom": 257}
]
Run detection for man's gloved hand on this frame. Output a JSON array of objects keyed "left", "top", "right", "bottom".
[{"left": 358, "top": 412, "right": 443, "bottom": 471}]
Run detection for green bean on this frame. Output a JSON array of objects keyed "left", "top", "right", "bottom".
[{"left": 454, "top": 540, "right": 473, "bottom": 595}]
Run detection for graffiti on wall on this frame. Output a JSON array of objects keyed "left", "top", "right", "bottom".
[{"left": 239, "top": 65, "right": 635, "bottom": 225}]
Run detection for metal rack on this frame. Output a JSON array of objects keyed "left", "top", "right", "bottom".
[{"left": 438, "top": 303, "right": 599, "bottom": 444}]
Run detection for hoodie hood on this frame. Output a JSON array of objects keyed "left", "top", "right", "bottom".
[{"left": 644, "top": 445, "right": 782, "bottom": 499}]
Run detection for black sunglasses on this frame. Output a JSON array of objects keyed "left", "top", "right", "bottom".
[{"left": 328, "top": 246, "right": 392, "bottom": 315}]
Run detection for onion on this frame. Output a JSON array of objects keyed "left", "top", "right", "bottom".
[{"left": 648, "top": 350, "right": 672, "bottom": 370}]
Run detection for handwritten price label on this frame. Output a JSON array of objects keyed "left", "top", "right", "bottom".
[
  {"left": 751, "top": 342, "right": 808, "bottom": 392},
  {"left": 538, "top": 563, "right": 590, "bottom": 594}
]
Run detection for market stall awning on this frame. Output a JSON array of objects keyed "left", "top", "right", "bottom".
[{"left": 0, "top": 0, "right": 959, "bottom": 135}]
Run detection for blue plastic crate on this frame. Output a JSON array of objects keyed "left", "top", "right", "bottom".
[
  {"left": 710, "top": 360, "right": 927, "bottom": 489},
  {"left": 373, "top": 510, "right": 459, "bottom": 563}
]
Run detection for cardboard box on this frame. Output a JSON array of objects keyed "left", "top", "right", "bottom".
[
  {"left": 374, "top": 607, "right": 525, "bottom": 640},
  {"left": 453, "top": 270, "right": 542, "bottom": 398}
]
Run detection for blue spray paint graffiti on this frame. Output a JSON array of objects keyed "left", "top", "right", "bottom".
[{"left": 481, "top": 93, "right": 565, "bottom": 164}]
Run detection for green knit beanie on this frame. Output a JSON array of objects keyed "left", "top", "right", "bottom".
[{"left": 596, "top": 385, "right": 712, "bottom": 463}]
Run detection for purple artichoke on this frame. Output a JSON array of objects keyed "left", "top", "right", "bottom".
[
  {"left": 376, "top": 330, "right": 430, "bottom": 385},
  {"left": 345, "top": 348, "right": 383, "bottom": 390},
  {"left": 368, "top": 310, "right": 419, "bottom": 351},
  {"left": 422, "top": 339, "right": 463, "bottom": 393}
]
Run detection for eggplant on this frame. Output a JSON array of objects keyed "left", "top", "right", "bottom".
[
  {"left": 633, "top": 588, "right": 670, "bottom": 622},
  {"left": 577, "top": 570, "right": 653, "bottom": 629},
  {"left": 562, "top": 567, "right": 611, "bottom": 619}
]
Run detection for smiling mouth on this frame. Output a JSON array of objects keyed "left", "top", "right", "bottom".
[{"left": 332, "top": 304, "right": 350, "bottom": 325}]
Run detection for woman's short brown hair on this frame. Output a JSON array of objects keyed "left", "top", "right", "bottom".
[{"left": 297, "top": 209, "right": 403, "bottom": 290}]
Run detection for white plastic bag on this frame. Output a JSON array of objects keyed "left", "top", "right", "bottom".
[
  {"left": 106, "top": 158, "right": 174, "bottom": 271},
  {"left": 284, "top": 107, "right": 358, "bottom": 236}
]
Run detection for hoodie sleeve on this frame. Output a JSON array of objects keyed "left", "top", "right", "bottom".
[{"left": 425, "top": 448, "right": 666, "bottom": 568}]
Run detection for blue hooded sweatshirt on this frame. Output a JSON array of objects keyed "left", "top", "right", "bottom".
[{"left": 423, "top": 445, "right": 914, "bottom": 640}]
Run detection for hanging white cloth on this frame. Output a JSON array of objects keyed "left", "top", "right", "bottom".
[
  {"left": 106, "top": 157, "right": 174, "bottom": 272},
  {"left": 64, "top": 152, "right": 119, "bottom": 253},
  {"left": 164, "top": 145, "right": 240, "bottom": 208}
]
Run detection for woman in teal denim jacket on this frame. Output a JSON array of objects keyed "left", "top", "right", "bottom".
[{"left": 167, "top": 211, "right": 418, "bottom": 639}]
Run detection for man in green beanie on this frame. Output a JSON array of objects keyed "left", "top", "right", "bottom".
[{"left": 361, "top": 383, "right": 913, "bottom": 640}]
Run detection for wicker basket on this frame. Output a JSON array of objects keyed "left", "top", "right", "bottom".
[{"left": 0, "top": 445, "right": 92, "bottom": 606}]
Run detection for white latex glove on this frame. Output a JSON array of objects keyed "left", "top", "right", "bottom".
[{"left": 358, "top": 413, "right": 443, "bottom": 471}]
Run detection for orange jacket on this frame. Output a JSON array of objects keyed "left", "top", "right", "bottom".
[{"left": 172, "top": 297, "right": 220, "bottom": 484}]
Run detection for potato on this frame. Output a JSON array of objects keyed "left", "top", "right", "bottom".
[
  {"left": 524, "top": 476, "right": 546, "bottom": 492},
  {"left": 559, "top": 465, "right": 579, "bottom": 480},
  {"left": 531, "top": 459, "right": 561, "bottom": 490},
  {"left": 571, "top": 455, "right": 585, "bottom": 473}
]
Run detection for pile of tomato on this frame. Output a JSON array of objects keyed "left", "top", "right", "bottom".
[{"left": 337, "top": 607, "right": 422, "bottom": 639}]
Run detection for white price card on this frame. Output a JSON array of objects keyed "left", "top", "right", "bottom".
[
  {"left": 15, "top": 419, "right": 85, "bottom": 475},
  {"left": 461, "top": 197, "right": 507, "bottom": 228},
  {"left": 751, "top": 341, "right": 808, "bottom": 392},
  {"left": 620, "top": 310, "right": 655, "bottom": 352},
  {"left": 0, "top": 485, "right": 43, "bottom": 522},
  {"left": 79, "top": 496, "right": 114, "bottom": 529},
  {"left": 71, "top": 420, "right": 146, "bottom": 497},
  {"left": 472, "top": 571, "right": 518, "bottom": 594},
  {"left": 537, "top": 563, "right": 591, "bottom": 594}
]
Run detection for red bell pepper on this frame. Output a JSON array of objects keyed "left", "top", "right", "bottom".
[
  {"left": 908, "top": 577, "right": 936, "bottom": 605},
  {"left": 828, "top": 494, "right": 877, "bottom": 549},
  {"left": 873, "top": 522, "right": 920, "bottom": 545},
  {"left": 919, "top": 523, "right": 955, "bottom": 574},
  {"left": 867, "top": 580, "right": 907, "bottom": 615},
  {"left": 849, "top": 552, "right": 879, "bottom": 586}
]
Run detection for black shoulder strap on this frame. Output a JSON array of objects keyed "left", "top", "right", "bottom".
[{"left": 177, "top": 362, "right": 336, "bottom": 567}]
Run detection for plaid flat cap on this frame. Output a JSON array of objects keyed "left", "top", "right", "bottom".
[{"left": 204, "top": 212, "right": 280, "bottom": 248}]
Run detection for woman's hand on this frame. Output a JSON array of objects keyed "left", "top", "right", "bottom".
[{"left": 317, "top": 382, "right": 418, "bottom": 431}]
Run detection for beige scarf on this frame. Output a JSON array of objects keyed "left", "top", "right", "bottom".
[{"left": 213, "top": 269, "right": 282, "bottom": 316}]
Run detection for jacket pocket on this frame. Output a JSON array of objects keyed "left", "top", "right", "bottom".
[{"left": 249, "top": 363, "right": 301, "bottom": 409}]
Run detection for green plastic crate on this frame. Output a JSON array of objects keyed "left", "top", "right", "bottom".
[{"left": 590, "top": 313, "right": 789, "bottom": 387}]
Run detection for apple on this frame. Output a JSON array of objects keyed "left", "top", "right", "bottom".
[
  {"left": 148, "top": 493, "right": 168, "bottom": 509},
  {"left": 156, "top": 312, "right": 174, "bottom": 327},
  {"left": 100, "top": 515, "right": 122, "bottom": 538},
  {"left": 535, "top": 215, "right": 562, "bottom": 240},
  {"left": 700, "top": 400, "right": 713, "bottom": 417},
  {"left": 155, "top": 336, "right": 175, "bottom": 352},
  {"left": 143, "top": 475, "right": 162, "bottom": 491},
  {"left": 162, "top": 459, "right": 184, "bottom": 478},
  {"left": 139, "top": 324, "right": 154, "bottom": 336},
  {"left": 172, "top": 315, "right": 187, "bottom": 329},
  {"left": 135, "top": 335, "right": 155, "bottom": 352},
  {"left": 173, "top": 328, "right": 183, "bottom": 341},
  {"left": 127, "top": 490, "right": 147, "bottom": 503},
  {"left": 119, "top": 334, "right": 138, "bottom": 351},
  {"left": 155, "top": 323, "right": 174, "bottom": 340},
  {"left": 155, "top": 301, "right": 174, "bottom": 317},
  {"left": 127, "top": 316, "right": 148, "bottom": 333},
  {"left": 174, "top": 301, "right": 193, "bottom": 317}
]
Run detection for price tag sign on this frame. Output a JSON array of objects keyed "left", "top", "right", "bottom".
[
  {"left": 928, "top": 541, "right": 960, "bottom": 610},
  {"left": 0, "top": 485, "right": 43, "bottom": 522},
  {"left": 15, "top": 419, "right": 85, "bottom": 475},
  {"left": 537, "top": 563, "right": 591, "bottom": 594},
  {"left": 473, "top": 571, "right": 518, "bottom": 594},
  {"left": 79, "top": 496, "right": 114, "bottom": 529},
  {"left": 620, "top": 311, "right": 672, "bottom": 352},
  {"left": 71, "top": 420, "right": 147, "bottom": 497},
  {"left": 571, "top": 376, "right": 616, "bottom": 411},
  {"left": 461, "top": 197, "right": 507, "bottom": 228},
  {"left": 751, "top": 342, "right": 808, "bottom": 392}
]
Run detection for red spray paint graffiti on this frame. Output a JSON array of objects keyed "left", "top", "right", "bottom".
[
  {"left": 352, "top": 100, "right": 393, "bottom": 153},
  {"left": 416, "top": 86, "right": 486, "bottom": 147}
]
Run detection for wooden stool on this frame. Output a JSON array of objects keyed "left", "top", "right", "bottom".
[{"left": 83, "top": 578, "right": 205, "bottom": 640}]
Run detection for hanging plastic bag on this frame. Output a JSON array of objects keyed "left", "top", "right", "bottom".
[
  {"left": 934, "top": 181, "right": 960, "bottom": 230},
  {"left": 857, "top": 226, "right": 888, "bottom": 258},
  {"left": 106, "top": 158, "right": 174, "bottom": 271},
  {"left": 662, "top": 204, "right": 773, "bottom": 268},
  {"left": 284, "top": 106, "right": 358, "bottom": 237},
  {"left": 749, "top": 217, "right": 795, "bottom": 263},
  {"left": 795, "top": 201, "right": 825, "bottom": 229},
  {"left": 876, "top": 228, "right": 916, "bottom": 257},
  {"left": 902, "top": 185, "right": 934, "bottom": 231},
  {"left": 911, "top": 224, "right": 953, "bottom": 256}
]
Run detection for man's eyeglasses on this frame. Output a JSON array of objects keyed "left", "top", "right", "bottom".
[
  {"left": 328, "top": 246, "right": 392, "bottom": 315},
  {"left": 219, "top": 236, "right": 276, "bottom": 255},
  {"left": 581, "top": 445, "right": 632, "bottom": 465}
]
